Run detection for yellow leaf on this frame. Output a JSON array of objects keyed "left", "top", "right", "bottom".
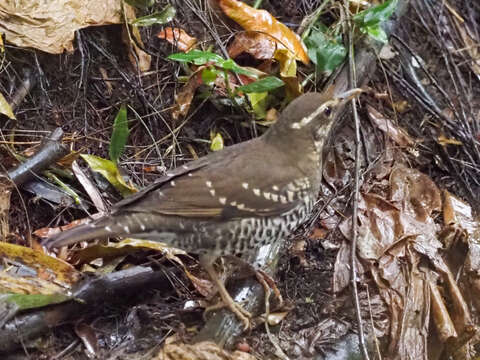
[{"left": 0, "top": 92, "right": 15, "bottom": 119}]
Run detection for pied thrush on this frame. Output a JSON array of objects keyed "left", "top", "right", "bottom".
[{"left": 44, "top": 89, "right": 362, "bottom": 328}]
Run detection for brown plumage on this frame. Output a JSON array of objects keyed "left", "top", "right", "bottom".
[{"left": 44, "top": 89, "right": 362, "bottom": 328}]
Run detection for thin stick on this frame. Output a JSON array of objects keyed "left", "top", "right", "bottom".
[{"left": 343, "top": 2, "right": 370, "bottom": 359}]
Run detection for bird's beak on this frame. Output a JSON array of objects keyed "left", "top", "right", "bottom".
[{"left": 335, "top": 88, "right": 363, "bottom": 106}]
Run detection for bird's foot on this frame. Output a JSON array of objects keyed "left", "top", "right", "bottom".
[
  {"left": 255, "top": 270, "right": 284, "bottom": 309},
  {"left": 203, "top": 295, "right": 252, "bottom": 330}
]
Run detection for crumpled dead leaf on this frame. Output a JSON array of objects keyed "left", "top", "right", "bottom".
[
  {"left": 335, "top": 164, "right": 478, "bottom": 359},
  {"left": 0, "top": 0, "right": 129, "bottom": 54},
  {"left": 228, "top": 31, "right": 276, "bottom": 60},
  {"left": 367, "top": 105, "right": 414, "bottom": 147},
  {"left": 154, "top": 340, "right": 256, "bottom": 360},
  {"left": 219, "top": 0, "right": 309, "bottom": 65}
]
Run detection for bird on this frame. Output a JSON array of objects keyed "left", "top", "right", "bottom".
[{"left": 44, "top": 88, "right": 362, "bottom": 329}]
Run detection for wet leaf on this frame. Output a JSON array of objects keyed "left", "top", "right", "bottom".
[
  {"left": 219, "top": 0, "right": 309, "bottom": 64},
  {"left": 236, "top": 76, "right": 284, "bottom": 93},
  {"left": 210, "top": 133, "right": 224, "bottom": 152},
  {"left": 109, "top": 104, "right": 129, "bottom": 163},
  {"left": 80, "top": 154, "right": 137, "bottom": 197},
  {"left": 0, "top": 92, "right": 15, "bottom": 119},
  {"left": 305, "top": 30, "right": 346, "bottom": 74},
  {"left": 131, "top": 4, "right": 176, "bottom": 26},
  {"left": 157, "top": 27, "right": 197, "bottom": 52}
]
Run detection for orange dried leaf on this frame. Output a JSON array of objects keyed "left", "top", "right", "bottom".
[
  {"left": 219, "top": 0, "right": 309, "bottom": 64},
  {"left": 157, "top": 27, "right": 197, "bottom": 52},
  {"left": 172, "top": 73, "right": 202, "bottom": 120}
]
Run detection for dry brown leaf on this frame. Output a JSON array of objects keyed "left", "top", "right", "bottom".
[
  {"left": 0, "top": 0, "right": 128, "bottom": 54},
  {"left": 0, "top": 178, "right": 12, "bottom": 240},
  {"left": 157, "top": 27, "right": 197, "bottom": 52},
  {"left": 0, "top": 242, "right": 80, "bottom": 287},
  {"left": 219, "top": 0, "right": 309, "bottom": 65},
  {"left": 123, "top": 5, "right": 151, "bottom": 72},
  {"left": 228, "top": 31, "right": 276, "bottom": 60},
  {"left": 154, "top": 340, "right": 256, "bottom": 360},
  {"left": 172, "top": 73, "right": 203, "bottom": 120},
  {"left": 367, "top": 105, "right": 414, "bottom": 147}
]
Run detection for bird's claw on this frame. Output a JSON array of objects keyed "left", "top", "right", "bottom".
[{"left": 204, "top": 299, "right": 252, "bottom": 330}]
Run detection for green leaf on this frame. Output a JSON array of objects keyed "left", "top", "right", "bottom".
[
  {"left": 168, "top": 51, "right": 259, "bottom": 78},
  {"left": 124, "top": 0, "right": 154, "bottom": 8},
  {"left": 305, "top": 31, "right": 346, "bottom": 74},
  {"left": 236, "top": 76, "right": 284, "bottom": 93},
  {"left": 361, "top": 24, "right": 388, "bottom": 43},
  {"left": 201, "top": 67, "right": 218, "bottom": 86},
  {"left": 168, "top": 50, "right": 224, "bottom": 65},
  {"left": 247, "top": 92, "right": 268, "bottom": 119},
  {"left": 0, "top": 92, "right": 15, "bottom": 120},
  {"left": 210, "top": 133, "right": 224, "bottom": 151},
  {"left": 109, "top": 105, "right": 129, "bottom": 163},
  {"left": 81, "top": 154, "right": 137, "bottom": 197},
  {"left": 219, "top": 59, "right": 258, "bottom": 78},
  {"left": 131, "top": 4, "right": 176, "bottom": 26},
  {"left": 353, "top": 0, "right": 398, "bottom": 27},
  {"left": 0, "top": 293, "right": 71, "bottom": 312}
]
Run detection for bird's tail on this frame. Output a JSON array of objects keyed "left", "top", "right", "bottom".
[{"left": 43, "top": 214, "right": 144, "bottom": 250}]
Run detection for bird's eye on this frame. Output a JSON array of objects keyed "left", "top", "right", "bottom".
[{"left": 323, "top": 106, "right": 332, "bottom": 117}]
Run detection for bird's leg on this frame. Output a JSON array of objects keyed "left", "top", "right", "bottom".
[
  {"left": 222, "top": 255, "right": 284, "bottom": 309},
  {"left": 255, "top": 269, "right": 284, "bottom": 309},
  {"left": 199, "top": 254, "right": 252, "bottom": 330}
]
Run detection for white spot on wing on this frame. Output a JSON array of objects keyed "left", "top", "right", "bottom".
[
  {"left": 219, "top": 197, "right": 226, "bottom": 205},
  {"left": 123, "top": 226, "right": 130, "bottom": 233},
  {"left": 105, "top": 226, "right": 112, "bottom": 232},
  {"left": 280, "top": 195, "right": 287, "bottom": 203},
  {"left": 140, "top": 224, "right": 146, "bottom": 231},
  {"left": 242, "top": 182, "right": 249, "bottom": 189},
  {"left": 253, "top": 188, "right": 260, "bottom": 196},
  {"left": 230, "top": 201, "right": 237, "bottom": 206},
  {"left": 170, "top": 180, "right": 176, "bottom": 187},
  {"left": 263, "top": 192, "right": 271, "bottom": 200},
  {"left": 206, "top": 181, "right": 212, "bottom": 188},
  {"left": 237, "top": 203, "right": 245, "bottom": 210},
  {"left": 272, "top": 185, "right": 279, "bottom": 191},
  {"left": 287, "top": 190, "right": 295, "bottom": 201},
  {"left": 188, "top": 173, "right": 193, "bottom": 177},
  {"left": 210, "top": 189, "right": 216, "bottom": 196},
  {"left": 271, "top": 194, "right": 279, "bottom": 202}
]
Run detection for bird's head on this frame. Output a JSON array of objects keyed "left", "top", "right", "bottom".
[{"left": 264, "top": 88, "right": 363, "bottom": 154}]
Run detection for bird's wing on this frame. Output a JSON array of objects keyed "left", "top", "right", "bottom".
[{"left": 116, "top": 139, "right": 308, "bottom": 219}]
